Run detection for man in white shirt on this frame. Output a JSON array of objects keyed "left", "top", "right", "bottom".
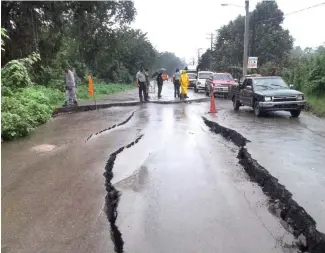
[
  {"left": 136, "top": 66, "right": 148, "bottom": 102},
  {"left": 63, "top": 66, "right": 78, "bottom": 107}
]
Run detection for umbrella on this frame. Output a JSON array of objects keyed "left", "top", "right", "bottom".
[{"left": 151, "top": 68, "right": 167, "bottom": 78}]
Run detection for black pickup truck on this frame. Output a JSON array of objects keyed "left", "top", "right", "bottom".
[{"left": 229, "top": 76, "right": 307, "bottom": 117}]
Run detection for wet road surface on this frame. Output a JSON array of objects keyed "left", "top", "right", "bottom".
[
  {"left": 2, "top": 107, "right": 139, "bottom": 253},
  {"left": 113, "top": 104, "right": 298, "bottom": 253},
  {"left": 205, "top": 98, "right": 325, "bottom": 233},
  {"left": 2, "top": 86, "right": 324, "bottom": 252}
]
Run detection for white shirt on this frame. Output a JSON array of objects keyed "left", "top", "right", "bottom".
[
  {"left": 136, "top": 71, "right": 146, "bottom": 82},
  {"left": 65, "top": 70, "right": 75, "bottom": 88}
]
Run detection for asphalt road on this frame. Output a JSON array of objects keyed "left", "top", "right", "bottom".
[
  {"left": 206, "top": 96, "right": 325, "bottom": 233},
  {"left": 2, "top": 83, "right": 324, "bottom": 252}
]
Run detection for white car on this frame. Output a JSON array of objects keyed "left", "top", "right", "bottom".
[{"left": 194, "top": 71, "right": 214, "bottom": 93}]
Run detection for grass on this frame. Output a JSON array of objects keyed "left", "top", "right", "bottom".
[
  {"left": 305, "top": 94, "right": 325, "bottom": 117},
  {"left": 76, "top": 82, "right": 134, "bottom": 101},
  {"left": 51, "top": 82, "right": 135, "bottom": 107}
]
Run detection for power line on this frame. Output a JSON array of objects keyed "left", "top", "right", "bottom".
[
  {"left": 254, "top": 2, "right": 325, "bottom": 25},
  {"left": 285, "top": 2, "right": 325, "bottom": 16}
]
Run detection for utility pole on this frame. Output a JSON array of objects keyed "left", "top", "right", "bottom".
[
  {"left": 243, "top": 0, "right": 250, "bottom": 76},
  {"left": 206, "top": 33, "right": 216, "bottom": 50},
  {"left": 189, "top": 57, "right": 195, "bottom": 66},
  {"left": 251, "top": 11, "right": 256, "bottom": 72},
  {"left": 197, "top": 48, "right": 203, "bottom": 66}
]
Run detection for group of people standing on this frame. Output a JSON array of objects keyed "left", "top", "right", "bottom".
[
  {"left": 136, "top": 66, "right": 166, "bottom": 102},
  {"left": 136, "top": 66, "right": 190, "bottom": 102}
]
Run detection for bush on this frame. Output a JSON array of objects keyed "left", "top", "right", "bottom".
[
  {"left": 1, "top": 53, "right": 40, "bottom": 90},
  {"left": 1, "top": 86, "right": 64, "bottom": 140},
  {"left": 1, "top": 60, "right": 32, "bottom": 89}
]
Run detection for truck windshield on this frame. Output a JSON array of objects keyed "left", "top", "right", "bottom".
[
  {"left": 214, "top": 74, "right": 233, "bottom": 81},
  {"left": 199, "top": 73, "right": 213, "bottom": 79},
  {"left": 188, "top": 73, "right": 196, "bottom": 79},
  {"left": 253, "top": 78, "right": 289, "bottom": 90}
]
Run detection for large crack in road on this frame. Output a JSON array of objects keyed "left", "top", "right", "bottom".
[
  {"left": 103, "top": 134, "right": 144, "bottom": 253},
  {"left": 202, "top": 116, "right": 325, "bottom": 253},
  {"left": 86, "top": 110, "right": 137, "bottom": 142}
]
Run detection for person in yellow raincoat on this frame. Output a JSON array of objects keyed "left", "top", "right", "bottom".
[{"left": 180, "top": 67, "right": 189, "bottom": 99}]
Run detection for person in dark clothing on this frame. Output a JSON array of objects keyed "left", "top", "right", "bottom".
[
  {"left": 156, "top": 71, "right": 164, "bottom": 98},
  {"left": 145, "top": 68, "right": 150, "bottom": 99},
  {"left": 173, "top": 68, "right": 181, "bottom": 98},
  {"left": 136, "top": 66, "right": 148, "bottom": 102}
]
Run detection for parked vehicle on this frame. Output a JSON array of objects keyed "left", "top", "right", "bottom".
[
  {"left": 230, "top": 76, "right": 306, "bottom": 117},
  {"left": 194, "top": 71, "right": 214, "bottom": 92},
  {"left": 205, "top": 72, "right": 236, "bottom": 98},
  {"left": 239, "top": 74, "right": 261, "bottom": 84},
  {"left": 187, "top": 72, "right": 197, "bottom": 87}
]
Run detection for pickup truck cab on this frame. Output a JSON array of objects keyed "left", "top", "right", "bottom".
[
  {"left": 231, "top": 76, "right": 306, "bottom": 117},
  {"left": 205, "top": 72, "right": 236, "bottom": 98}
]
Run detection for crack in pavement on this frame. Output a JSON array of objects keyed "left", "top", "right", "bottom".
[
  {"left": 103, "top": 134, "right": 144, "bottom": 253},
  {"left": 202, "top": 116, "right": 325, "bottom": 253},
  {"left": 85, "top": 110, "right": 138, "bottom": 142}
]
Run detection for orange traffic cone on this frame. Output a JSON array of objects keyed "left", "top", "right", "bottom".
[{"left": 209, "top": 88, "right": 216, "bottom": 113}]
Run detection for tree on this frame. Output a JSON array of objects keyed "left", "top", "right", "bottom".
[
  {"left": 212, "top": 1, "right": 293, "bottom": 73},
  {"left": 197, "top": 49, "right": 213, "bottom": 71},
  {"left": 152, "top": 52, "right": 185, "bottom": 76},
  {"left": 1, "top": 1, "right": 161, "bottom": 84}
]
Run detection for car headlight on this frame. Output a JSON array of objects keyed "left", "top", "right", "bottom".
[
  {"left": 297, "top": 95, "right": 303, "bottom": 100},
  {"left": 198, "top": 82, "right": 201, "bottom": 85},
  {"left": 264, "top": 96, "right": 272, "bottom": 101}
]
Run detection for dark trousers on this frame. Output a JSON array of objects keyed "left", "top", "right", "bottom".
[
  {"left": 158, "top": 83, "right": 163, "bottom": 97},
  {"left": 138, "top": 82, "right": 147, "bottom": 101},
  {"left": 174, "top": 80, "right": 180, "bottom": 97},
  {"left": 145, "top": 81, "right": 150, "bottom": 98}
]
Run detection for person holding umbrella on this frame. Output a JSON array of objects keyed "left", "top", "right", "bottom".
[{"left": 156, "top": 68, "right": 166, "bottom": 99}]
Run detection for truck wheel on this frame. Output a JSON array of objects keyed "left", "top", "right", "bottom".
[
  {"left": 254, "top": 101, "right": 263, "bottom": 117},
  {"left": 233, "top": 97, "right": 240, "bottom": 111},
  {"left": 290, "top": 109, "right": 301, "bottom": 118}
]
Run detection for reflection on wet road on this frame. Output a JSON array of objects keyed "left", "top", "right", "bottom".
[{"left": 2, "top": 87, "right": 324, "bottom": 252}]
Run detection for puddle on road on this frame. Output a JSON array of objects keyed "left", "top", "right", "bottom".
[{"left": 30, "top": 144, "right": 57, "bottom": 153}]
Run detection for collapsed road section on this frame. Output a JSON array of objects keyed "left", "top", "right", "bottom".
[
  {"left": 103, "top": 134, "right": 144, "bottom": 253},
  {"left": 86, "top": 110, "right": 137, "bottom": 142},
  {"left": 202, "top": 116, "right": 325, "bottom": 253}
]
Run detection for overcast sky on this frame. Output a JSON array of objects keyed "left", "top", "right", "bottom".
[{"left": 132, "top": 0, "right": 325, "bottom": 64}]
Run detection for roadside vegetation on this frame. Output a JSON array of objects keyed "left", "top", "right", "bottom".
[
  {"left": 76, "top": 82, "right": 133, "bottom": 101},
  {"left": 1, "top": 2, "right": 184, "bottom": 141},
  {"left": 198, "top": 1, "right": 325, "bottom": 116}
]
